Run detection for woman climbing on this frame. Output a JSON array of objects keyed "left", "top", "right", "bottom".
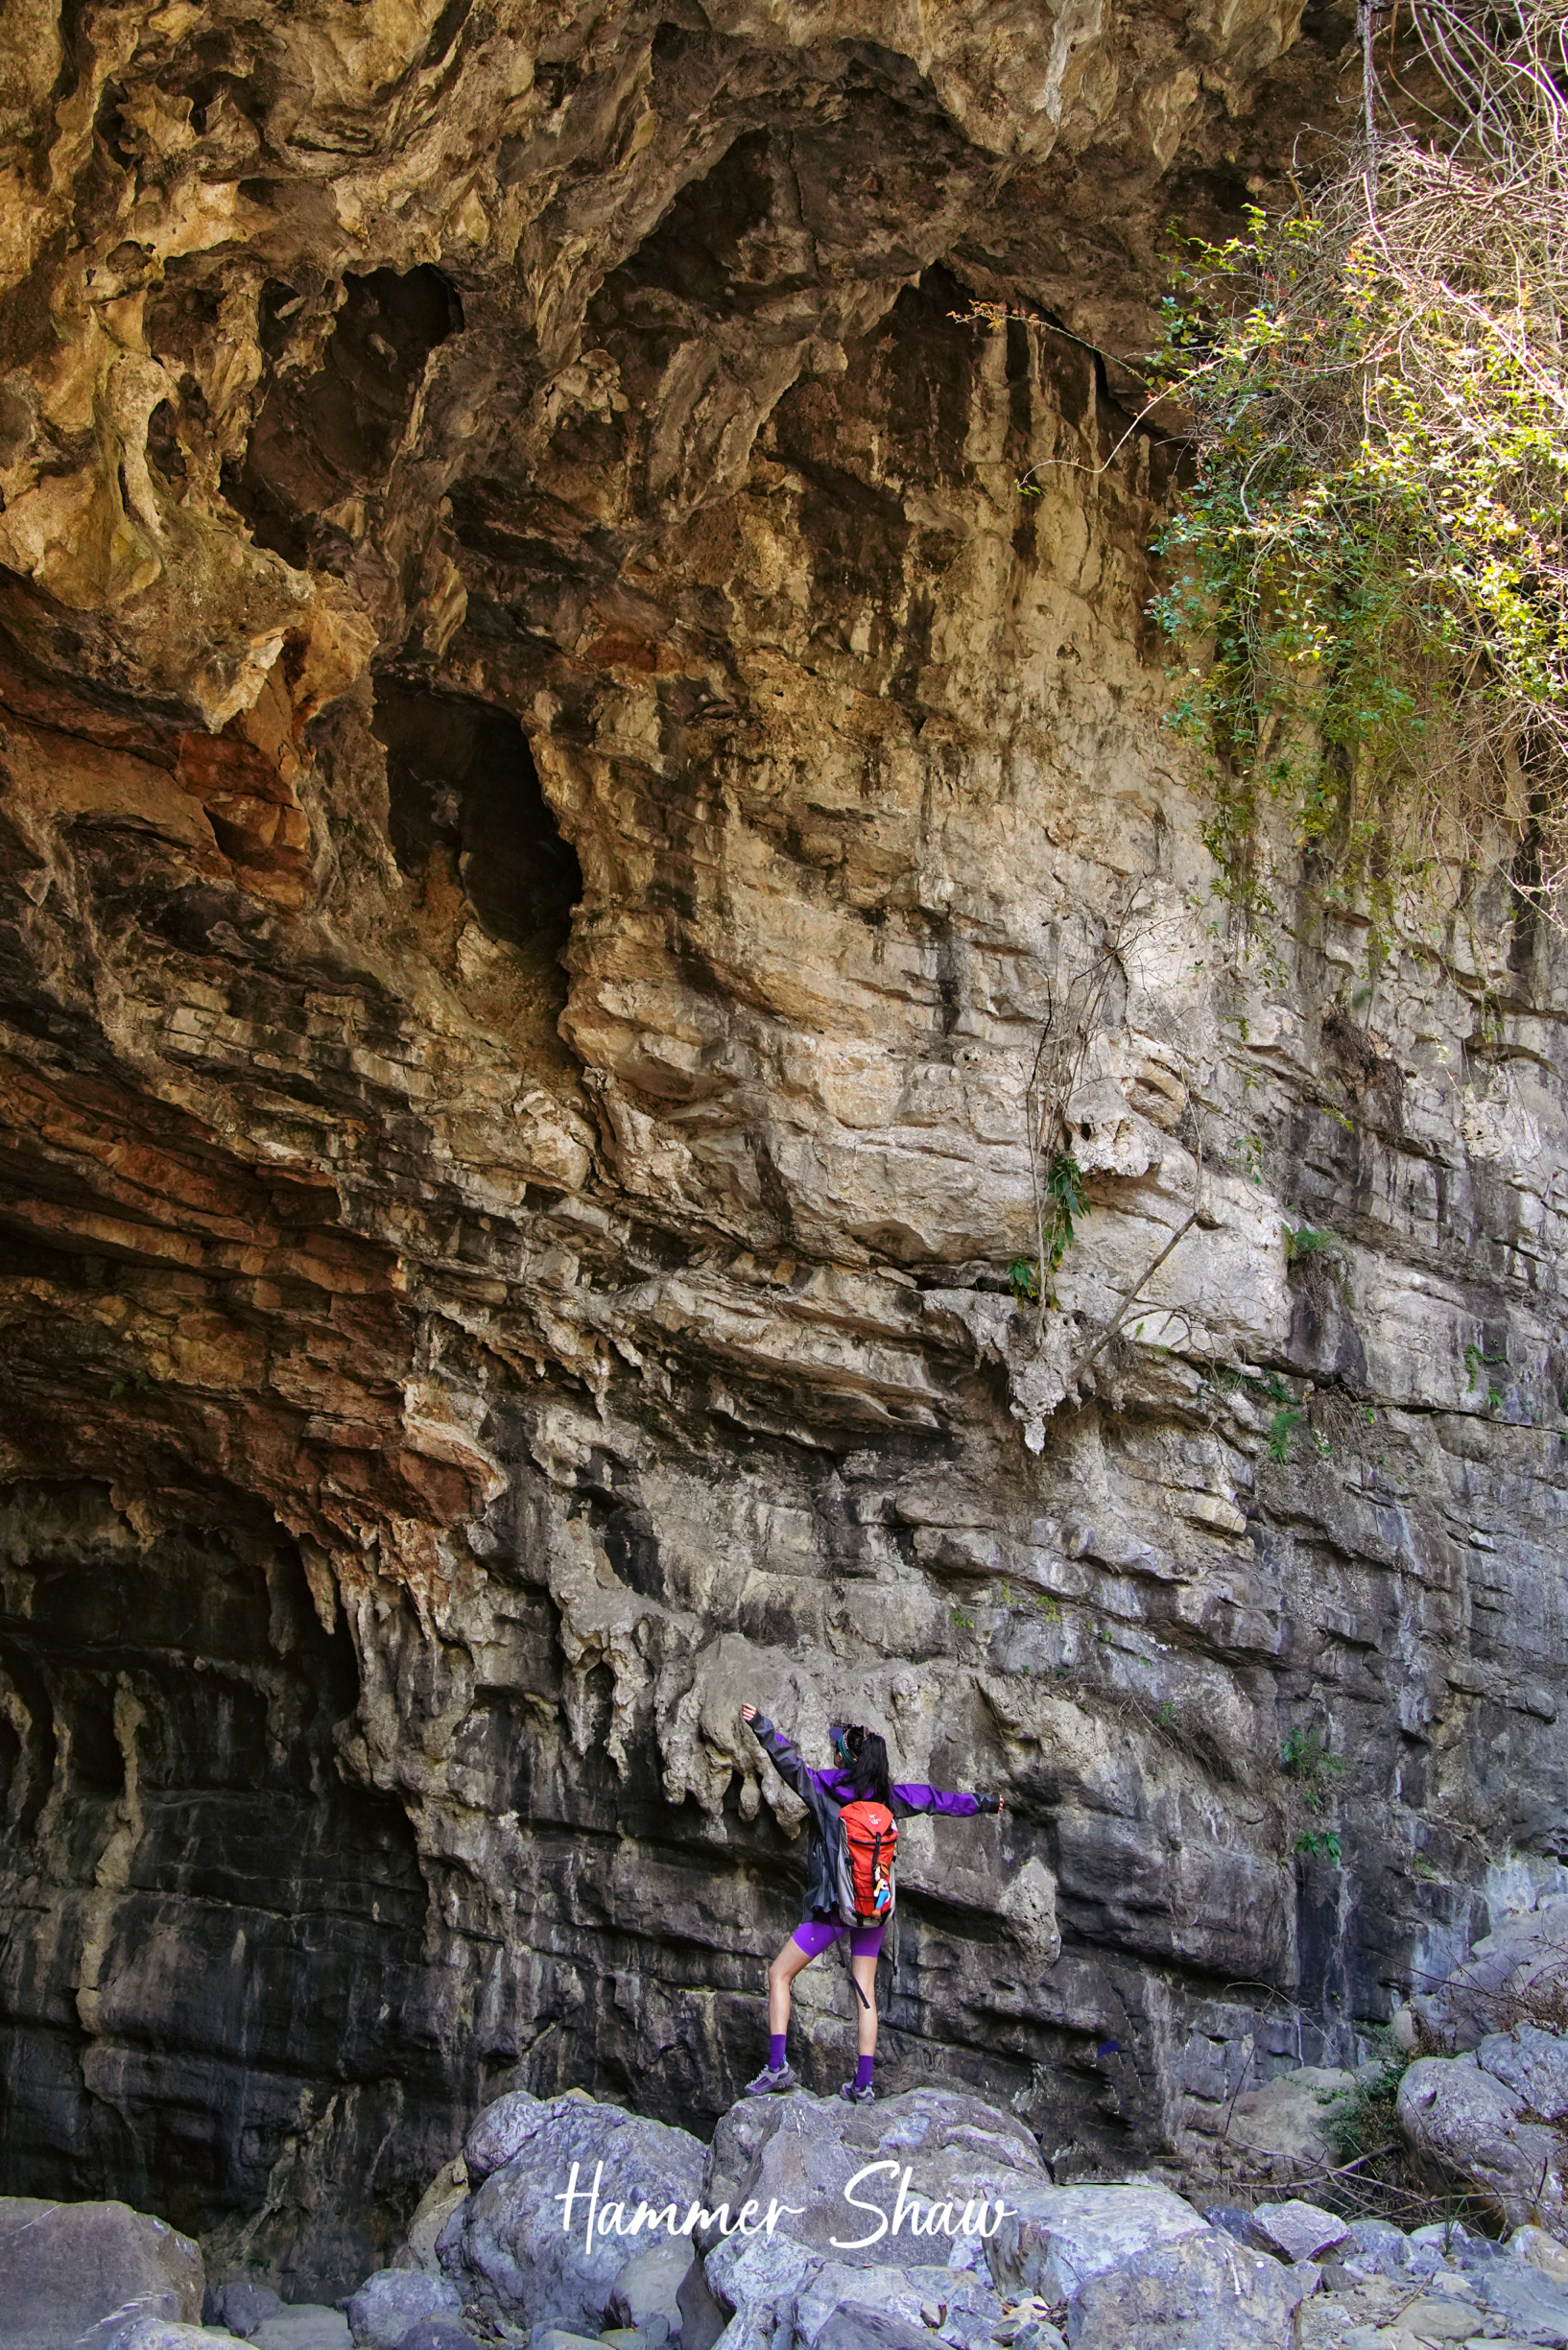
[{"left": 739, "top": 1702, "right": 1005, "bottom": 2102}]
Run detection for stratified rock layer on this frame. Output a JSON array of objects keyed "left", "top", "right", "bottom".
[{"left": 1, "top": 0, "right": 1566, "bottom": 2298}]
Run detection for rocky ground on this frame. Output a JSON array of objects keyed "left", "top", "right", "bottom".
[
  {"left": 11, "top": 2053, "right": 1568, "bottom": 2350},
  {"left": 12, "top": 1908, "right": 1568, "bottom": 2350}
]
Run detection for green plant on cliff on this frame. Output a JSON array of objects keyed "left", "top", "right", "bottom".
[
  {"left": 1150, "top": 0, "right": 1568, "bottom": 934},
  {"left": 1267, "top": 1406, "right": 1304, "bottom": 1461},
  {"left": 1282, "top": 1723, "right": 1350, "bottom": 1811},
  {"left": 1009, "top": 1152, "right": 1088, "bottom": 1302},
  {"left": 1321, "top": 2026, "right": 1411, "bottom": 2163}
]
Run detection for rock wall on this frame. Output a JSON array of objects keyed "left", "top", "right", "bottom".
[{"left": 1, "top": 0, "right": 1566, "bottom": 2298}]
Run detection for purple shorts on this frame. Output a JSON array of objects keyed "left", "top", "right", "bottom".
[{"left": 793, "top": 1915, "right": 885, "bottom": 1961}]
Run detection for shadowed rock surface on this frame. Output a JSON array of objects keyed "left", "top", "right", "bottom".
[{"left": 0, "top": 0, "right": 1566, "bottom": 2301}]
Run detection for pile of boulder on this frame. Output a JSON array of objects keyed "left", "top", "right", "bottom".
[
  {"left": 13, "top": 2071, "right": 1568, "bottom": 2350},
  {"left": 1394, "top": 1897, "right": 1568, "bottom": 2234}
]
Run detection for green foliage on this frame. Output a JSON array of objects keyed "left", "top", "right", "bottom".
[
  {"left": 1282, "top": 1724, "right": 1349, "bottom": 1811},
  {"left": 1012, "top": 1153, "right": 1091, "bottom": 1313},
  {"left": 1267, "top": 1407, "right": 1304, "bottom": 1461},
  {"left": 1321, "top": 2028, "right": 1411, "bottom": 2164},
  {"left": 1043, "top": 1152, "right": 1087, "bottom": 1277},
  {"left": 1295, "top": 1828, "right": 1344, "bottom": 1863},
  {"left": 951, "top": 1607, "right": 976, "bottom": 1630},
  {"left": 108, "top": 1367, "right": 153, "bottom": 1400},
  {"left": 1466, "top": 1343, "right": 1513, "bottom": 1390},
  {"left": 1150, "top": 75, "right": 1568, "bottom": 928},
  {"left": 1008, "top": 1257, "right": 1041, "bottom": 1304},
  {"left": 1284, "top": 1223, "right": 1337, "bottom": 1266}
]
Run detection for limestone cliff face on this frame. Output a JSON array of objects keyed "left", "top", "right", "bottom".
[{"left": 1, "top": 0, "right": 1565, "bottom": 2300}]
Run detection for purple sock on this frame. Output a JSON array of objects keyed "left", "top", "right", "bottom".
[
  {"left": 770, "top": 2034, "right": 787, "bottom": 2071},
  {"left": 854, "top": 2054, "right": 874, "bottom": 2091}
]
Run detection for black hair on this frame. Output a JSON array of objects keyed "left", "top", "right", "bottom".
[{"left": 841, "top": 1725, "right": 892, "bottom": 1809}]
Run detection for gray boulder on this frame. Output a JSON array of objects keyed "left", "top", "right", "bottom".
[
  {"left": 104, "top": 2329, "right": 234, "bottom": 2348},
  {"left": 396, "top": 2325, "right": 473, "bottom": 2350},
  {"left": 1478, "top": 2025, "right": 1568, "bottom": 2124},
  {"left": 1397, "top": 2053, "right": 1565, "bottom": 2229},
  {"left": 703, "top": 2087, "right": 1045, "bottom": 2268},
  {"left": 1412, "top": 1898, "right": 1568, "bottom": 2053},
  {"left": 1062, "top": 2232, "right": 1314, "bottom": 2350},
  {"left": 462, "top": 2090, "right": 544, "bottom": 2187},
  {"left": 1378, "top": 2296, "right": 1482, "bottom": 2344},
  {"left": 206, "top": 2283, "right": 285, "bottom": 2338},
  {"left": 1220, "top": 2066, "right": 1357, "bottom": 2172},
  {"left": 1465, "top": 2255, "right": 1568, "bottom": 2346},
  {"left": 344, "top": 2269, "right": 463, "bottom": 2348},
  {"left": 677, "top": 2248, "right": 728, "bottom": 2350},
  {"left": 1341, "top": 2217, "right": 1416, "bottom": 2279},
  {"left": 814, "top": 2313, "right": 931, "bottom": 2350},
  {"left": 1345, "top": 2218, "right": 1405, "bottom": 2259},
  {"left": 608, "top": 2237, "right": 698, "bottom": 2338},
  {"left": 988, "top": 2183, "right": 1208, "bottom": 2302},
  {"left": 1245, "top": 2199, "right": 1350, "bottom": 2265},
  {"left": 1511, "top": 2224, "right": 1568, "bottom": 2290},
  {"left": 705, "top": 2236, "right": 1003, "bottom": 2350},
  {"left": 701, "top": 2233, "right": 820, "bottom": 2350},
  {"left": 792, "top": 2254, "right": 1004, "bottom": 2346},
  {"left": 438, "top": 2093, "right": 705, "bottom": 2334},
  {"left": 250, "top": 2313, "right": 351, "bottom": 2350},
  {"left": 0, "top": 2196, "right": 205, "bottom": 2350}
]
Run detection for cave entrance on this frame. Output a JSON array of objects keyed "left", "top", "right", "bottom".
[
  {"left": 372, "top": 680, "right": 582, "bottom": 980},
  {"left": 226, "top": 264, "right": 463, "bottom": 565}
]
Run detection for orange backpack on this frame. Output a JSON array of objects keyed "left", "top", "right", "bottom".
[{"left": 834, "top": 1799, "right": 897, "bottom": 1927}]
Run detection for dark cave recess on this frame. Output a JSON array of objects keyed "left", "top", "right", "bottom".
[
  {"left": 224, "top": 265, "right": 464, "bottom": 569},
  {"left": 0, "top": 1481, "right": 465, "bottom": 2296},
  {"left": 371, "top": 677, "right": 583, "bottom": 960}
]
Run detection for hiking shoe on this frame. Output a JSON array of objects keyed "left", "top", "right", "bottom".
[
  {"left": 838, "top": 2080, "right": 876, "bottom": 2102},
  {"left": 743, "top": 2063, "right": 798, "bottom": 2096}
]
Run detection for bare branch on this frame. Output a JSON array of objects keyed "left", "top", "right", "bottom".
[{"left": 1067, "top": 1125, "right": 1205, "bottom": 1389}]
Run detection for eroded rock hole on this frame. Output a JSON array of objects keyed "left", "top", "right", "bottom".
[
  {"left": 226, "top": 265, "right": 463, "bottom": 565},
  {"left": 373, "top": 680, "right": 582, "bottom": 963}
]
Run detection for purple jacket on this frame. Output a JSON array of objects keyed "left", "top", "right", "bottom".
[{"left": 749, "top": 1714, "right": 1000, "bottom": 1918}]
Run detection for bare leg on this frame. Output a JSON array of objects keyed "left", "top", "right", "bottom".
[
  {"left": 768, "top": 1932, "right": 816, "bottom": 2039},
  {"left": 850, "top": 1949, "right": 879, "bottom": 2057}
]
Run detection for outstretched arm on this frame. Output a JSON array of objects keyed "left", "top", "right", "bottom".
[
  {"left": 740, "top": 1701, "right": 819, "bottom": 1806},
  {"left": 891, "top": 1779, "right": 1004, "bottom": 1817}
]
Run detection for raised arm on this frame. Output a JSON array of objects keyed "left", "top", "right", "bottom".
[
  {"left": 891, "top": 1779, "right": 1004, "bottom": 1818},
  {"left": 740, "top": 1704, "right": 819, "bottom": 1806}
]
